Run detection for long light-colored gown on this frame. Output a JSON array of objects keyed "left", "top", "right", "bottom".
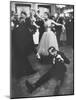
[{"left": 37, "top": 19, "right": 59, "bottom": 56}]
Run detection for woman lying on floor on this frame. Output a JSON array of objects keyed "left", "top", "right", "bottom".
[{"left": 25, "top": 46, "right": 70, "bottom": 95}]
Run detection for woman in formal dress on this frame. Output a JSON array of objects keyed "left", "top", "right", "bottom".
[
  {"left": 36, "top": 12, "right": 65, "bottom": 59},
  {"left": 60, "top": 19, "right": 66, "bottom": 45}
]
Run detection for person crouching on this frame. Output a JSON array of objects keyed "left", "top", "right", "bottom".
[{"left": 25, "top": 47, "right": 70, "bottom": 95}]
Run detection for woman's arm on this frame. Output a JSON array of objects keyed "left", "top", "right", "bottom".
[
  {"left": 31, "top": 16, "right": 40, "bottom": 28},
  {"left": 33, "top": 21, "right": 40, "bottom": 29},
  {"left": 51, "top": 19, "right": 65, "bottom": 31},
  {"left": 35, "top": 11, "right": 45, "bottom": 21},
  {"left": 51, "top": 19, "right": 63, "bottom": 26}
]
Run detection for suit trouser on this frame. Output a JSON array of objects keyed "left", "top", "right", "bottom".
[{"left": 34, "top": 64, "right": 66, "bottom": 89}]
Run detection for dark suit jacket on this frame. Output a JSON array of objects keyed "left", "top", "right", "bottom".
[
  {"left": 13, "top": 18, "right": 37, "bottom": 57},
  {"left": 39, "top": 51, "right": 70, "bottom": 65},
  {"left": 36, "top": 19, "right": 45, "bottom": 41},
  {"left": 12, "top": 18, "right": 37, "bottom": 78},
  {"left": 39, "top": 51, "right": 70, "bottom": 79}
]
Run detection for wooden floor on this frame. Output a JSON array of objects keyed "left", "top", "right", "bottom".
[{"left": 11, "top": 45, "right": 74, "bottom": 98}]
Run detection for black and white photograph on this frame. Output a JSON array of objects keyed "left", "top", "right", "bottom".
[{"left": 10, "top": 1, "right": 74, "bottom": 99}]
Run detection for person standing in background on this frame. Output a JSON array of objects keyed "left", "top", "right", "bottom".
[
  {"left": 56, "top": 16, "right": 63, "bottom": 46},
  {"left": 12, "top": 11, "right": 37, "bottom": 79},
  {"left": 35, "top": 9, "right": 45, "bottom": 42},
  {"left": 60, "top": 19, "right": 66, "bottom": 45},
  {"left": 65, "top": 16, "right": 74, "bottom": 47}
]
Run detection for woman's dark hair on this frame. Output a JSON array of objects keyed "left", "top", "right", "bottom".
[
  {"left": 48, "top": 46, "right": 56, "bottom": 53},
  {"left": 44, "top": 12, "right": 50, "bottom": 18},
  {"left": 21, "top": 11, "right": 27, "bottom": 16},
  {"left": 37, "top": 9, "right": 40, "bottom": 14}
]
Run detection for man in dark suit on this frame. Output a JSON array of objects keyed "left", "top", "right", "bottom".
[
  {"left": 35, "top": 19, "right": 45, "bottom": 42},
  {"left": 35, "top": 10, "right": 45, "bottom": 42},
  {"left": 25, "top": 47, "right": 70, "bottom": 95},
  {"left": 56, "top": 17, "right": 63, "bottom": 45},
  {"left": 65, "top": 17, "right": 74, "bottom": 47},
  {"left": 12, "top": 11, "right": 37, "bottom": 79}
]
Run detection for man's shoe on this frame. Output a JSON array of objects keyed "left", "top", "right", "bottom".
[{"left": 25, "top": 80, "right": 36, "bottom": 93}]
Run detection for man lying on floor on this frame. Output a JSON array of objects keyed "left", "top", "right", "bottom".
[{"left": 25, "top": 46, "right": 70, "bottom": 95}]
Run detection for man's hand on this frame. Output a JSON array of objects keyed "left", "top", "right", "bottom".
[{"left": 56, "top": 55, "right": 64, "bottom": 62}]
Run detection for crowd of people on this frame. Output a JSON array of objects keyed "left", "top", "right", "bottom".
[{"left": 11, "top": 9, "right": 73, "bottom": 95}]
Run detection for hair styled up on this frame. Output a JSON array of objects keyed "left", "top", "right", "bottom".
[
  {"left": 21, "top": 11, "right": 27, "bottom": 16},
  {"left": 44, "top": 12, "right": 50, "bottom": 18}
]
